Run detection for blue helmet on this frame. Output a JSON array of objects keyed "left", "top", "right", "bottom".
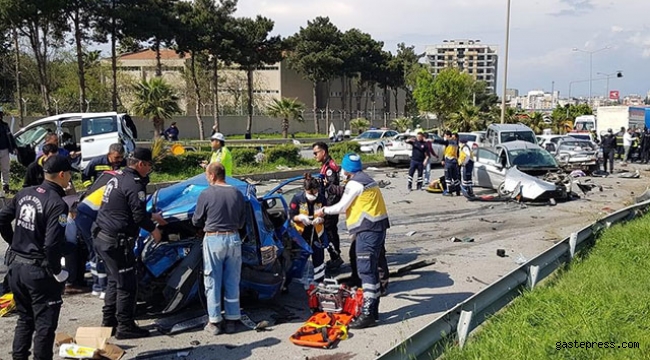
[{"left": 341, "top": 152, "right": 362, "bottom": 173}]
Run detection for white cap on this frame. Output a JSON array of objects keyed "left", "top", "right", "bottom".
[{"left": 211, "top": 132, "right": 225, "bottom": 141}]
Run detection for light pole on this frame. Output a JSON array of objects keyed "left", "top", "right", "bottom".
[
  {"left": 500, "top": 0, "right": 512, "bottom": 124},
  {"left": 572, "top": 46, "right": 610, "bottom": 105},
  {"left": 596, "top": 71, "right": 623, "bottom": 103}
]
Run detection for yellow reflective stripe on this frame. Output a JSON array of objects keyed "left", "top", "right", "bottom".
[
  {"left": 95, "top": 165, "right": 111, "bottom": 171},
  {"left": 302, "top": 321, "right": 348, "bottom": 340},
  {"left": 83, "top": 180, "right": 93, "bottom": 187}
]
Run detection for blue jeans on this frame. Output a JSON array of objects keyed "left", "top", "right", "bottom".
[
  {"left": 424, "top": 162, "right": 431, "bottom": 185},
  {"left": 76, "top": 211, "right": 106, "bottom": 292},
  {"left": 203, "top": 233, "right": 242, "bottom": 323}
]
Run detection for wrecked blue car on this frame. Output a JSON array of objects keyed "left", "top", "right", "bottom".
[{"left": 134, "top": 174, "right": 313, "bottom": 314}]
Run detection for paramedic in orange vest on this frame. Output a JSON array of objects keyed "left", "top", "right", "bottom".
[
  {"left": 432, "top": 130, "right": 460, "bottom": 196},
  {"left": 458, "top": 138, "right": 475, "bottom": 198},
  {"left": 315, "top": 153, "right": 390, "bottom": 329},
  {"left": 289, "top": 173, "right": 328, "bottom": 286}
]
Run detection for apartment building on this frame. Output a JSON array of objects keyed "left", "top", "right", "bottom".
[{"left": 425, "top": 39, "right": 499, "bottom": 93}]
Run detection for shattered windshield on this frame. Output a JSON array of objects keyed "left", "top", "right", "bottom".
[
  {"left": 509, "top": 149, "right": 558, "bottom": 168},
  {"left": 356, "top": 131, "right": 382, "bottom": 140}
]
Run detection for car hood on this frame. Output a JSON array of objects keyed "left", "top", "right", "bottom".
[
  {"left": 503, "top": 167, "right": 568, "bottom": 200},
  {"left": 354, "top": 139, "right": 381, "bottom": 146},
  {"left": 147, "top": 174, "right": 255, "bottom": 222}
]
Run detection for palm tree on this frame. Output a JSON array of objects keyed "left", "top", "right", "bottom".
[
  {"left": 350, "top": 118, "right": 371, "bottom": 135},
  {"left": 131, "top": 78, "right": 182, "bottom": 138},
  {"left": 449, "top": 103, "right": 481, "bottom": 132},
  {"left": 266, "top": 98, "right": 305, "bottom": 138},
  {"left": 391, "top": 117, "right": 413, "bottom": 132},
  {"left": 525, "top": 111, "right": 546, "bottom": 134}
]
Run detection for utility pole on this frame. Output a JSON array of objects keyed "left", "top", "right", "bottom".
[
  {"left": 13, "top": 28, "right": 24, "bottom": 126},
  {"left": 500, "top": 0, "right": 512, "bottom": 124}
]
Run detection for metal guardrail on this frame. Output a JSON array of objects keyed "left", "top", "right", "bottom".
[{"left": 378, "top": 198, "right": 650, "bottom": 360}]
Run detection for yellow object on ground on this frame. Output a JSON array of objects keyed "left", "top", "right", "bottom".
[
  {"left": 0, "top": 293, "right": 15, "bottom": 317},
  {"left": 170, "top": 143, "right": 185, "bottom": 155}
]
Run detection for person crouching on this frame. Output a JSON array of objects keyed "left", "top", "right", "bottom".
[{"left": 289, "top": 173, "right": 328, "bottom": 290}]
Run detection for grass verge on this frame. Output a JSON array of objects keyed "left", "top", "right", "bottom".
[{"left": 440, "top": 214, "right": 650, "bottom": 360}]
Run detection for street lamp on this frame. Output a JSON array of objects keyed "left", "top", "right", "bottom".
[
  {"left": 572, "top": 46, "right": 611, "bottom": 105},
  {"left": 500, "top": 0, "right": 512, "bottom": 124},
  {"left": 596, "top": 71, "right": 623, "bottom": 102}
]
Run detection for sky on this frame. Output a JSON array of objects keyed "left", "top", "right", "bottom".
[{"left": 234, "top": 0, "right": 650, "bottom": 98}]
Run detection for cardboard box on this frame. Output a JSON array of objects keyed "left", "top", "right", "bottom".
[{"left": 56, "top": 327, "right": 125, "bottom": 360}]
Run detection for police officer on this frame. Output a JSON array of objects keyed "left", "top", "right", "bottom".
[
  {"left": 601, "top": 128, "right": 617, "bottom": 173},
  {"left": 82, "top": 143, "right": 126, "bottom": 187},
  {"left": 312, "top": 142, "right": 344, "bottom": 270},
  {"left": 93, "top": 148, "right": 164, "bottom": 339},
  {"left": 316, "top": 153, "right": 390, "bottom": 329},
  {"left": 0, "top": 155, "right": 72, "bottom": 360},
  {"left": 405, "top": 131, "right": 431, "bottom": 191}
]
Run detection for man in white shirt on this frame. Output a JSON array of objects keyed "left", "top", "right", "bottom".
[{"left": 623, "top": 128, "right": 634, "bottom": 163}]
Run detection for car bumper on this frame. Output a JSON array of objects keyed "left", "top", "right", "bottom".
[{"left": 359, "top": 145, "right": 375, "bottom": 153}]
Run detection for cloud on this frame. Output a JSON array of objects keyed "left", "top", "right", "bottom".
[
  {"left": 611, "top": 25, "right": 624, "bottom": 33},
  {"left": 549, "top": 0, "right": 596, "bottom": 16},
  {"left": 626, "top": 31, "right": 650, "bottom": 58}
]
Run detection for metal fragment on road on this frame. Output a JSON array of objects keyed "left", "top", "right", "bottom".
[
  {"left": 394, "top": 199, "right": 412, "bottom": 204},
  {"left": 406, "top": 231, "right": 417, "bottom": 236}
]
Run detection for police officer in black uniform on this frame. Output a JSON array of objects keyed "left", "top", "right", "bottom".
[
  {"left": 93, "top": 148, "right": 164, "bottom": 339},
  {"left": 0, "top": 155, "right": 72, "bottom": 360}
]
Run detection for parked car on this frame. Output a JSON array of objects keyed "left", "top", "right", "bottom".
[
  {"left": 135, "top": 174, "right": 312, "bottom": 314},
  {"left": 458, "top": 132, "right": 481, "bottom": 150},
  {"left": 351, "top": 129, "right": 399, "bottom": 154},
  {"left": 12, "top": 112, "right": 137, "bottom": 169},
  {"left": 546, "top": 138, "right": 599, "bottom": 172},
  {"left": 473, "top": 141, "right": 572, "bottom": 201},
  {"left": 482, "top": 123, "right": 537, "bottom": 148},
  {"left": 384, "top": 132, "right": 445, "bottom": 165}
]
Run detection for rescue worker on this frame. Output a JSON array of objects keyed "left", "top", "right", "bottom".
[
  {"left": 316, "top": 153, "right": 390, "bottom": 329},
  {"left": 93, "top": 148, "right": 164, "bottom": 339},
  {"left": 0, "top": 155, "right": 73, "bottom": 360},
  {"left": 432, "top": 130, "right": 460, "bottom": 196},
  {"left": 423, "top": 133, "right": 437, "bottom": 185},
  {"left": 623, "top": 128, "right": 634, "bottom": 163},
  {"left": 641, "top": 127, "right": 650, "bottom": 164},
  {"left": 289, "top": 173, "right": 328, "bottom": 287},
  {"left": 23, "top": 143, "right": 58, "bottom": 188},
  {"left": 192, "top": 162, "right": 246, "bottom": 335},
  {"left": 405, "top": 131, "right": 431, "bottom": 191},
  {"left": 82, "top": 143, "right": 126, "bottom": 187},
  {"left": 601, "top": 128, "right": 617, "bottom": 173},
  {"left": 201, "top": 132, "right": 233, "bottom": 176},
  {"left": 458, "top": 137, "right": 475, "bottom": 197},
  {"left": 615, "top": 127, "right": 625, "bottom": 160},
  {"left": 312, "top": 142, "right": 344, "bottom": 270}
]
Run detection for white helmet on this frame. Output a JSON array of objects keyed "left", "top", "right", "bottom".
[{"left": 211, "top": 132, "right": 225, "bottom": 142}]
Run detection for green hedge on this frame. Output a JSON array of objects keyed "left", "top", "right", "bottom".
[
  {"left": 329, "top": 142, "right": 361, "bottom": 160},
  {"left": 264, "top": 144, "right": 300, "bottom": 165},
  {"left": 10, "top": 161, "right": 26, "bottom": 184},
  {"left": 231, "top": 147, "right": 258, "bottom": 165}
]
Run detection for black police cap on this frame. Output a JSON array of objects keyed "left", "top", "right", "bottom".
[
  {"left": 130, "top": 147, "right": 153, "bottom": 162},
  {"left": 43, "top": 155, "right": 73, "bottom": 173}
]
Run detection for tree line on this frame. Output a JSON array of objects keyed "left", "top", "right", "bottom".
[{"left": 0, "top": 0, "right": 425, "bottom": 139}]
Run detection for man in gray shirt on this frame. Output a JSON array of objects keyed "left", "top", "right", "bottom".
[{"left": 192, "top": 162, "right": 246, "bottom": 335}]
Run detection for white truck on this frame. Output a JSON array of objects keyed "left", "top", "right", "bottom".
[{"left": 573, "top": 106, "right": 647, "bottom": 140}]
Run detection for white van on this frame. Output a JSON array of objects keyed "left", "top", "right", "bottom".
[{"left": 13, "top": 112, "right": 137, "bottom": 170}]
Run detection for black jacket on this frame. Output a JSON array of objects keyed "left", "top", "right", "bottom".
[
  {"left": 82, "top": 155, "right": 125, "bottom": 187},
  {"left": 23, "top": 156, "right": 46, "bottom": 188},
  {"left": 601, "top": 134, "right": 617, "bottom": 150},
  {"left": 0, "top": 121, "right": 17, "bottom": 152},
  {"left": 319, "top": 156, "right": 342, "bottom": 204},
  {"left": 94, "top": 167, "right": 155, "bottom": 237},
  {"left": 0, "top": 181, "right": 68, "bottom": 275}
]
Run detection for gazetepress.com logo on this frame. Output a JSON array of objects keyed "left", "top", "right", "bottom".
[{"left": 555, "top": 340, "right": 640, "bottom": 350}]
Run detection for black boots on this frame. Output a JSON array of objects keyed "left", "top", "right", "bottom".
[
  {"left": 115, "top": 322, "right": 150, "bottom": 339},
  {"left": 349, "top": 298, "right": 379, "bottom": 329}
]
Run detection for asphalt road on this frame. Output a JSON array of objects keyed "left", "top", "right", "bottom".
[{"left": 1, "top": 163, "right": 648, "bottom": 359}]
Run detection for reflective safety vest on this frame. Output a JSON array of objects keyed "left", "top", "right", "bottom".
[
  {"left": 345, "top": 172, "right": 389, "bottom": 234},
  {"left": 444, "top": 142, "right": 459, "bottom": 160},
  {"left": 459, "top": 144, "right": 473, "bottom": 166},
  {"left": 292, "top": 197, "right": 325, "bottom": 238},
  {"left": 616, "top": 133, "right": 624, "bottom": 147},
  {"left": 209, "top": 146, "right": 233, "bottom": 176}
]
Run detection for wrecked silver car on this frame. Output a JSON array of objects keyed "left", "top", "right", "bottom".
[
  {"left": 544, "top": 138, "right": 599, "bottom": 172},
  {"left": 473, "top": 141, "right": 572, "bottom": 201}
]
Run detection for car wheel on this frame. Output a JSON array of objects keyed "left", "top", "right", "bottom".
[{"left": 497, "top": 182, "right": 511, "bottom": 197}]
